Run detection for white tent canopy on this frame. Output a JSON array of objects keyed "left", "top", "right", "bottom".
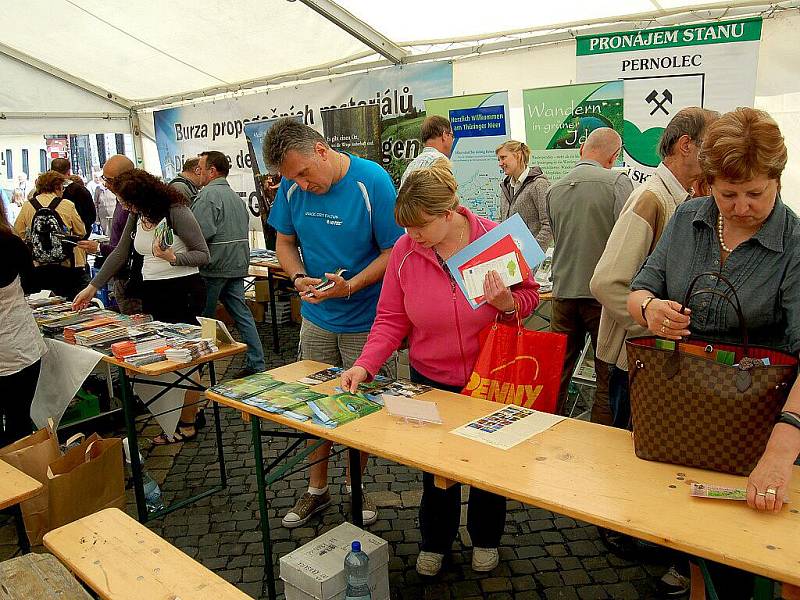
[
  {"left": 1, "top": 0, "right": 794, "bottom": 111},
  {"left": 1, "top": 0, "right": 798, "bottom": 183}
]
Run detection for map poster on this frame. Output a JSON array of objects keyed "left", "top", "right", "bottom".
[
  {"left": 425, "top": 91, "right": 511, "bottom": 221},
  {"left": 522, "top": 81, "right": 624, "bottom": 181},
  {"left": 576, "top": 17, "right": 761, "bottom": 184},
  {"left": 321, "top": 104, "right": 383, "bottom": 163}
]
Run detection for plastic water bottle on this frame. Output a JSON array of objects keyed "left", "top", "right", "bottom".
[
  {"left": 142, "top": 471, "right": 164, "bottom": 513},
  {"left": 344, "top": 540, "right": 371, "bottom": 600},
  {"left": 122, "top": 438, "right": 164, "bottom": 512}
]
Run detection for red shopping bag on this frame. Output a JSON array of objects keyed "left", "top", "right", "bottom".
[{"left": 461, "top": 318, "right": 567, "bottom": 413}]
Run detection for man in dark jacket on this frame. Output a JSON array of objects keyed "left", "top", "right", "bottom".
[
  {"left": 193, "top": 151, "right": 265, "bottom": 376},
  {"left": 50, "top": 158, "right": 95, "bottom": 238},
  {"left": 169, "top": 157, "right": 203, "bottom": 205}
]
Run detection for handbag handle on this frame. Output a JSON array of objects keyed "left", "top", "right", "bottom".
[
  {"left": 678, "top": 272, "right": 749, "bottom": 354},
  {"left": 681, "top": 272, "right": 745, "bottom": 323}
]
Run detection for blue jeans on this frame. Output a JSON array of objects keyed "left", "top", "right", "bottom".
[{"left": 203, "top": 277, "right": 266, "bottom": 372}]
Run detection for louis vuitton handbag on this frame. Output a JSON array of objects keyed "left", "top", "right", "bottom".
[{"left": 626, "top": 272, "right": 797, "bottom": 476}]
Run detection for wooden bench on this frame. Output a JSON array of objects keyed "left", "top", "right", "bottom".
[
  {"left": 0, "top": 459, "right": 44, "bottom": 553},
  {"left": 0, "top": 553, "right": 92, "bottom": 599},
  {"left": 43, "top": 508, "right": 252, "bottom": 600}
]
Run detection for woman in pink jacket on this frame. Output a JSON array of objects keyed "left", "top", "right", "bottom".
[{"left": 342, "top": 159, "right": 539, "bottom": 577}]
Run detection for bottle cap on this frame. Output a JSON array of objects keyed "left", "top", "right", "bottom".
[{"left": 351, "top": 540, "right": 361, "bottom": 552}]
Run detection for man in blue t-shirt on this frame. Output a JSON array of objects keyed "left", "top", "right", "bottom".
[{"left": 265, "top": 118, "right": 403, "bottom": 529}]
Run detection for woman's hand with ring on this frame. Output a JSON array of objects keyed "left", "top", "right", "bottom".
[
  {"left": 645, "top": 299, "right": 691, "bottom": 340},
  {"left": 747, "top": 448, "right": 792, "bottom": 513}
]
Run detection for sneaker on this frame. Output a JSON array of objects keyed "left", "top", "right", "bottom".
[
  {"left": 657, "top": 565, "right": 690, "bottom": 597},
  {"left": 472, "top": 547, "right": 499, "bottom": 572},
  {"left": 281, "top": 491, "right": 332, "bottom": 528},
  {"left": 361, "top": 492, "right": 378, "bottom": 526},
  {"left": 416, "top": 551, "right": 444, "bottom": 576}
]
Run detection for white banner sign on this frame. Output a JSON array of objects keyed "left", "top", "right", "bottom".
[
  {"left": 153, "top": 62, "right": 452, "bottom": 227},
  {"left": 576, "top": 17, "right": 762, "bottom": 184}
]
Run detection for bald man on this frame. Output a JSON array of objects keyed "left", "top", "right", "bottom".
[
  {"left": 76, "top": 155, "right": 141, "bottom": 314},
  {"left": 545, "top": 128, "right": 633, "bottom": 416}
]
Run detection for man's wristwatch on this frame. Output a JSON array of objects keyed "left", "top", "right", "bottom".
[{"left": 291, "top": 273, "right": 307, "bottom": 284}]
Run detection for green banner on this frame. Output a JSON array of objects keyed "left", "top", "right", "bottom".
[
  {"left": 576, "top": 17, "right": 761, "bottom": 55},
  {"left": 522, "top": 81, "right": 623, "bottom": 180}
]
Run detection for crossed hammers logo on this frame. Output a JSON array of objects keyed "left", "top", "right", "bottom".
[{"left": 646, "top": 89, "right": 673, "bottom": 115}]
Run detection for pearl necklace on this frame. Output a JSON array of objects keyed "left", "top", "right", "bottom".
[{"left": 717, "top": 214, "right": 733, "bottom": 253}]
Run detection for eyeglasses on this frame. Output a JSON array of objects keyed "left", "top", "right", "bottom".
[{"left": 101, "top": 175, "right": 115, "bottom": 185}]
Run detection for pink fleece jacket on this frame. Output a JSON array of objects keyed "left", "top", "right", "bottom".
[{"left": 355, "top": 206, "right": 540, "bottom": 388}]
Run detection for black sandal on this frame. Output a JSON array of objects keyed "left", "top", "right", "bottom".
[{"left": 151, "top": 421, "right": 198, "bottom": 445}]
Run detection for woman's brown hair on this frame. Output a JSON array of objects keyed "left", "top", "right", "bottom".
[{"left": 114, "top": 169, "right": 188, "bottom": 224}]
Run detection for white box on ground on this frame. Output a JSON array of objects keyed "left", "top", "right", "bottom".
[
  {"left": 284, "top": 569, "right": 390, "bottom": 600},
  {"left": 280, "top": 522, "right": 390, "bottom": 600}
]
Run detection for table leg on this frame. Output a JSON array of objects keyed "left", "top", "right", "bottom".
[
  {"left": 268, "top": 271, "right": 280, "bottom": 353},
  {"left": 348, "top": 448, "right": 364, "bottom": 528},
  {"left": 11, "top": 504, "right": 29, "bottom": 554},
  {"left": 208, "top": 362, "right": 227, "bottom": 489},
  {"left": 119, "top": 367, "right": 148, "bottom": 522},
  {"left": 252, "top": 416, "right": 277, "bottom": 600},
  {"left": 753, "top": 576, "right": 774, "bottom": 600}
]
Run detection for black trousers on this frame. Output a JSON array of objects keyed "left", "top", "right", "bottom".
[
  {"left": 31, "top": 265, "right": 88, "bottom": 301},
  {"left": 140, "top": 273, "right": 206, "bottom": 324},
  {"left": 0, "top": 360, "right": 41, "bottom": 447},
  {"left": 410, "top": 367, "right": 507, "bottom": 554}
]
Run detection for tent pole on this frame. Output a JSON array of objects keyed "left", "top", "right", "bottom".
[{"left": 129, "top": 111, "right": 144, "bottom": 168}]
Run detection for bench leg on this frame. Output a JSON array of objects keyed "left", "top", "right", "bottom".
[
  {"left": 12, "top": 504, "right": 29, "bottom": 554},
  {"left": 349, "top": 448, "right": 363, "bottom": 528},
  {"left": 252, "top": 416, "right": 278, "bottom": 600}
]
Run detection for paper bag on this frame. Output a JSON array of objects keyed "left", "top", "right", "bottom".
[
  {"left": 47, "top": 435, "right": 126, "bottom": 531},
  {"left": 0, "top": 425, "right": 61, "bottom": 544}
]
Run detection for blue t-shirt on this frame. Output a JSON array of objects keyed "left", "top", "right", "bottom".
[{"left": 268, "top": 154, "right": 403, "bottom": 333}]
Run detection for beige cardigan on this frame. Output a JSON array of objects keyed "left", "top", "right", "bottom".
[{"left": 589, "top": 163, "right": 690, "bottom": 370}]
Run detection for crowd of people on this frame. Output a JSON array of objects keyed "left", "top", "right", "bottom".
[{"left": 1, "top": 106, "right": 798, "bottom": 599}]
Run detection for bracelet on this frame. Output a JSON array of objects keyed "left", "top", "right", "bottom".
[
  {"left": 777, "top": 411, "right": 800, "bottom": 431},
  {"left": 346, "top": 280, "right": 352, "bottom": 301},
  {"left": 640, "top": 296, "right": 657, "bottom": 322},
  {"left": 291, "top": 273, "right": 306, "bottom": 284},
  {"left": 503, "top": 299, "right": 519, "bottom": 316}
]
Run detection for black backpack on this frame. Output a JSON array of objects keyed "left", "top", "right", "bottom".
[{"left": 28, "top": 196, "right": 73, "bottom": 265}]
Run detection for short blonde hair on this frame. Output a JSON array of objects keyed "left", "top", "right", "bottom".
[
  {"left": 396, "top": 159, "right": 459, "bottom": 227},
  {"left": 700, "top": 107, "right": 787, "bottom": 183},
  {"left": 495, "top": 140, "right": 530, "bottom": 165}
]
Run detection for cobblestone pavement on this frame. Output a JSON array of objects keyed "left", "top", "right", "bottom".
[{"left": 0, "top": 320, "right": 683, "bottom": 599}]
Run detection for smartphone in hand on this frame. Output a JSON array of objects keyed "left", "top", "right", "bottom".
[{"left": 312, "top": 268, "right": 347, "bottom": 293}]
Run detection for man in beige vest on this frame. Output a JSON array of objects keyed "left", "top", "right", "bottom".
[
  {"left": 590, "top": 107, "right": 719, "bottom": 427},
  {"left": 589, "top": 106, "right": 719, "bottom": 597}
]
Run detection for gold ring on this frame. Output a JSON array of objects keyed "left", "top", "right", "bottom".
[
  {"left": 663, "top": 318, "right": 670, "bottom": 327},
  {"left": 766, "top": 488, "right": 777, "bottom": 495},
  {"left": 756, "top": 492, "right": 767, "bottom": 497}
]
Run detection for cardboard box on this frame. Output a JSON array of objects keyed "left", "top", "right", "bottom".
[
  {"left": 280, "top": 522, "right": 390, "bottom": 600},
  {"left": 254, "top": 279, "right": 271, "bottom": 302},
  {"left": 284, "top": 568, "right": 389, "bottom": 600},
  {"left": 290, "top": 294, "right": 302, "bottom": 324},
  {"left": 214, "top": 302, "right": 235, "bottom": 328},
  {"left": 247, "top": 299, "right": 265, "bottom": 323}
]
